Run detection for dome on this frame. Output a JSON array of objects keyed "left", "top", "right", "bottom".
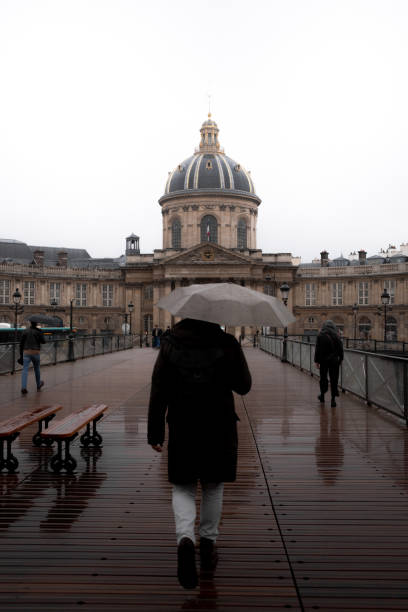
[{"left": 161, "top": 115, "right": 259, "bottom": 202}]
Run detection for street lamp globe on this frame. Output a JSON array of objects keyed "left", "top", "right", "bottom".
[
  {"left": 13, "top": 288, "right": 22, "bottom": 305},
  {"left": 128, "top": 302, "right": 134, "bottom": 313},
  {"left": 279, "top": 283, "right": 290, "bottom": 305},
  {"left": 381, "top": 288, "right": 390, "bottom": 305}
]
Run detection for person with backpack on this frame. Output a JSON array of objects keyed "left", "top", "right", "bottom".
[
  {"left": 148, "top": 317, "right": 252, "bottom": 589},
  {"left": 19, "top": 321, "right": 45, "bottom": 394},
  {"left": 314, "top": 320, "right": 344, "bottom": 407}
]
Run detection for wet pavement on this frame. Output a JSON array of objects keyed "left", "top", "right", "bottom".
[{"left": 0, "top": 347, "right": 407, "bottom": 611}]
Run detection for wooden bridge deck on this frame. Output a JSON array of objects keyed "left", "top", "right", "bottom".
[{"left": 0, "top": 347, "right": 407, "bottom": 611}]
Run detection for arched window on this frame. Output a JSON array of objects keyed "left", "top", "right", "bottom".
[
  {"left": 358, "top": 316, "right": 371, "bottom": 338},
  {"left": 201, "top": 215, "right": 218, "bottom": 243},
  {"left": 171, "top": 218, "right": 181, "bottom": 249},
  {"left": 386, "top": 316, "right": 397, "bottom": 341},
  {"left": 237, "top": 218, "right": 247, "bottom": 249}
]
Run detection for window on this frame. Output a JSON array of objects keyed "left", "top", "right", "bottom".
[
  {"left": 305, "top": 283, "right": 316, "bottom": 306},
  {"left": 23, "top": 281, "right": 35, "bottom": 305},
  {"left": 358, "top": 282, "right": 369, "bottom": 305},
  {"left": 263, "top": 284, "right": 275, "bottom": 296},
  {"left": 384, "top": 279, "right": 396, "bottom": 304},
  {"left": 237, "top": 218, "right": 247, "bottom": 249},
  {"left": 386, "top": 316, "right": 397, "bottom": 341},
  {"left": 102, "top": 284, "right": 113, "bottom": 307},
  {"left": 144, "top": 314, "right": 153, "bottom": 333},
  {"left": 50, "top": 282, "right": 60, "bottom": 305},
  {"left": 171, "top": 219, "right": 181, "bottom": 248},
  {"left": 332, "top": 282, "right": 343, "bottom": 305},
  {"left": 144, "top": 285, "right": 153, "bottom": 301},
  {"left": 75, "top": 283, "right": 87, "bottom": 307},
  {"left": 200, "top": 215, "right": 218, "bottom": 243},
  {"left": 358, "top": 316, "right": 371, "bottom": 338},
  {"left": 0, "top": 280, "right": 10, "bottom": 304}
]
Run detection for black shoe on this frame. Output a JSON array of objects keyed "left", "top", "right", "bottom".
[
  {"left": 37, "top": 381, "right": 44, "bottom": 391},
  {"left": 331, "top": 399, "right": 336, "bottom": 407},
  {"left": 318, "top": 394, "right": 324, "bottom": 403},
  {"left": 21, "top": 388, "right": 28, "bottom": 395},
  {"left": 200, "top": 537, "right": 218, "bottom": 571},
  {"left": 177, "top": 537, "right": 197, "bottom": 589}
]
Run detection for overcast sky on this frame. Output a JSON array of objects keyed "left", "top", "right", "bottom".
[{"left": 1, "top": 0, "right": 407, "bottom": 262}]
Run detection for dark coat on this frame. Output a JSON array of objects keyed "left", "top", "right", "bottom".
[
  {"left": 314, "top": 331, "right": 344, "bottom": 366},
  {"left": 148, "top": 318, "right": 252, "bottom": 485},
  {"left": 20, "top": 327, "right": 45, "bottom": 352}
]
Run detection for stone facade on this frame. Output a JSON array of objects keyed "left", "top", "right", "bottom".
[{"left": 1, "top": 116, "right": 407, "bottom": 343}]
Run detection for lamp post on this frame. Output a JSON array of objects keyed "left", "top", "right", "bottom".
[
  {"left": 352, "top": 303, "right": 359, "bottom": 343},
  {"left": 68, "top": 298, "right": 75, "bottom": 362},
  {"left": 381, "top": 288, "right": 390, "bottom": 343},
  {"left": 128, "top": 302, "right": 134, "bottom": 336},
  {"left": 69, "top": 298, "right": 74, "bottom": 332},
  {"left": 10, "top": 288, "right": 23, "bottom": 374},
  {"left": 279, "top": 282, "right": 290, "bottom": 363}
]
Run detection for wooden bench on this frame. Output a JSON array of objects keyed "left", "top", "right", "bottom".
[
  {"left": 41, "top": 404, "right": 108, "bottom": 473},
  {"left": 0, "top": 405, "right": 63, "bottom": 473}
]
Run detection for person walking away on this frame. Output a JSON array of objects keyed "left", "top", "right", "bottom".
[
  {"left": 314, "top": 320, "right": 343, "bottom": 407},
  {"left": 20, "top": 321, "right": 45, "bottom": 394},
  {"left": 148, "top": 318, "right": 252, "bottom": 589},
  {"left": 156, "top": 327, "right": 163, "bottom": 349}
]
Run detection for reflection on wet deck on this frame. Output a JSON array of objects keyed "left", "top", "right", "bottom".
[{"left": 0, "top": 347, "right": 407, "bottom": 610}]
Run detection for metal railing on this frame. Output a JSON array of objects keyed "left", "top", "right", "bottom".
[
  {"left": 0, "top": 334, "right": 143, "bottom": 375},
  {"left": 260, "top": 335, "right": 408, "bottom": 426}
]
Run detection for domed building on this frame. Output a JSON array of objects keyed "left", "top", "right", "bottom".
[
  {"left": 160, "top": 115, "right": 260, "bottom": 251},
  {"left": 124, "top": 115, "right": 298, "bottom": 335}
]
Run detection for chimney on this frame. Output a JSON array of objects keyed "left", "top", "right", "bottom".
[
  {"left": 358, "top": 249, "right": 367, "bottom": 265},
  {"left": 320, "top": 250, "right": 329, "bottom": 267},
  {"left": 57, "top": 251, "right": 68, "bottom": 268},
  {"left": 33, "top": 250, "right": 44, "bottom": 266}
]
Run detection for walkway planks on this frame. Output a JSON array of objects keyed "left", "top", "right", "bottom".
[{"left": 0, "top": 346, "right": 407, "bottom": 610}]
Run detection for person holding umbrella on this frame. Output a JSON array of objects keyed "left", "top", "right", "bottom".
[
  {"left": 314, "top": 320, "right": 344, "bottom": 407},
  {"left": 20, "top": 317, "right": 46, "bottom": 394},
  {"left": 148, "top": 316, "right": 252, "bottom": 589}
]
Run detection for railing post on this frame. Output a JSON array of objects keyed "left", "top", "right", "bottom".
[
  {"left": 365, "top": 353, "right": 371, "bottom": 405},
  {"left": 404, "top": 361, "right": 408, "bottom": 427}
]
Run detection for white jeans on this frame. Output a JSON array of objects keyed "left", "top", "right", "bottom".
[{"left": 172, "top": 482, "right": 224, "bottom": 545}]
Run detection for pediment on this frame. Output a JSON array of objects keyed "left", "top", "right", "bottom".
[{"left": 161, "top": 243, "right": 253, "bottom": 265}]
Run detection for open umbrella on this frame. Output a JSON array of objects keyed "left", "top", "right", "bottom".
[
  {"left": 157, "top": 283, "right": 296, "bottom": 327},
  {"left": 26, "top": 314, "right": 63, "bottom": 327}
]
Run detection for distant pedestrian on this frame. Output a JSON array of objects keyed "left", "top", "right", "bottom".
[
  {"left": 152, "top": 325, "right": 163, "bottom": 348},
  {"left": 314, "top": 320, "right": 343, "bottom": 407},
  {"left": 163, "top": 325, "right": 171, "bottom": 337},
  {"left": 20, "top": 321, "right": 45, "bottom": 394},
  {"left": 148, "top": 318, "right": 252, "bottom": 589}
]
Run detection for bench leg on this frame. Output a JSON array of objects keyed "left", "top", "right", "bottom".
[
  {"left": 0, "top": 434, "right": 20, "bottom": 473},
  {"left": 33, "top": 415, "right": 56, "bottom": 447},
  {"left": 80, "top": 416, "right": 103, "bottom": 447},
  {"left": 49, "top": 435, "right": 78, "bottom": 473}
]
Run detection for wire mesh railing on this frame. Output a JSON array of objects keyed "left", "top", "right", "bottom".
[
  {"left": 260, "top": 335, "right": 408, "bottom": 425},
  {"left": 0, "top": 334, "right": 142, "bottom": 375}
]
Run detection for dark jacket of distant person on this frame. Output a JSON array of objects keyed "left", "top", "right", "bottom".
[
  {"left": 20, "top": 324, "right": 45, "bottom": 352},
  {"left": 314, "top": 321, "right": 344, "bottom": 366},
  {"left": 148, "top": 318, "right": 252, "bottom": 485}
]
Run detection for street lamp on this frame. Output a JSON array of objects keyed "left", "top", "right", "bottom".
[
  {"left": 352, "top": 303, "right": 359, "bottom": 343},
  {"left": 10, "top": 288, "right": 23, "bottom": 374},
  {"left": 279, "top": 283, "right": 290, "bottom": 362},
  {"left": 381, "top": 288, "right": 390, "bottom": 343},
  {"left": 128, "top": 302, "right": 134, "bottom": 335},
  {"left": 69, "top": 298, "right": 75, "bottom": 332}
]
